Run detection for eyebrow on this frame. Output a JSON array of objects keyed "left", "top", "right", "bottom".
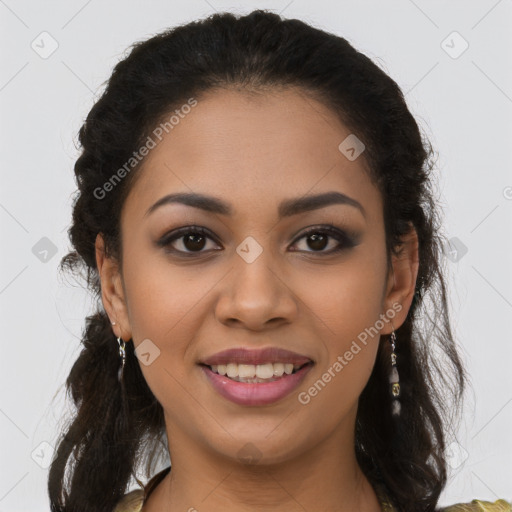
[{"left": 144, "top": 191, "right": 366, "bottom": 219}]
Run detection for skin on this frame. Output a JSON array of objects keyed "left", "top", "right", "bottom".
[{"left": 95, "top": 87, "right": 419, "bottom": 512}]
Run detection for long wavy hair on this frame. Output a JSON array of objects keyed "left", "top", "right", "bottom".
[{"left": 48, "top": 9, "right": 467, "bottom": 512}]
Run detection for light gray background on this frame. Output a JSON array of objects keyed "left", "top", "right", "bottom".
[{"left": 1, "top": 1, "right": 511, "bottom": 510}]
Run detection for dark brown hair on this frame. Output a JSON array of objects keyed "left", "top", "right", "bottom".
[{"left": 48, "top": 9, "right": 467, "bottom": 512}]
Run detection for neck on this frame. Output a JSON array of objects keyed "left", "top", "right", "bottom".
[{"left": 145, "top": 409, "right": 382, "bottom": 512}]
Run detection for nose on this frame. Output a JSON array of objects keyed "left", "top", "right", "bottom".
[{"left": 214, "top": 250, "right": 298, "bottom": 331}]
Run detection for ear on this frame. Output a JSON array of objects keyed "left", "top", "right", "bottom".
[
  {"left": 381, "top": 223, "right": 420, "bottom": 335},
  {"left": 95, "top": 233, "right": 132, "bottom": 342}
]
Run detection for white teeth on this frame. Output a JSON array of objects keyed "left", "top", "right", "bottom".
[
  {"left": 273, "top": 362, "right": 285, "bottom": 377},
  {"left": 240, "top": 364, "right": 258, "bottom": 378},
  {"left": 226, "top": 363, "right": 238, "bottom": 378},
  {"left": 210, "top": 362, "right": 301, "bottom": 379},
  {"left": 256, "top": 363, "right": 274, "bottom": 379}
]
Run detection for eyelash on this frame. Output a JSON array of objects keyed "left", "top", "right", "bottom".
[{"left": 156, "top": 224, "right": 358, "bottom": 257}]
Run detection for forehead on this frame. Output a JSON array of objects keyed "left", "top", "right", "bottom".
[{"left": 122, "top": 87, "right": 381, "bottom": 222}]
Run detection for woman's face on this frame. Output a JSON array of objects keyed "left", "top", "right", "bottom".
[{"left": 97, "top": 87, "right": 417, "bottom": 467}]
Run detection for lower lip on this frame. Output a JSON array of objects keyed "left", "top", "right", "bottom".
[{"left": 199, "top": 363, "right": 314, "bottom": 406}]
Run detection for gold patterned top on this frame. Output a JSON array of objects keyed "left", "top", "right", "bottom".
[{"left": 113, "top": 466, "right": 512, "bottom": 512}]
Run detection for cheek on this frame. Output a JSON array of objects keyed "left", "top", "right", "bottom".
[
  {"left": 295, "top": 248, "right": 387, "bottom": 398},
  {"left": 122, "top": 260, "right": 209, "bottom": 417},
  {"left": 122, "top": 248, "right": 212, "bottom": 342},
  {"left": 121, "top": 251, "right": 215, "bottom": 399},
  {"left": 300, "top": 251, "right": 388, "bottom": 342},
  {"left": 293, "top": 272, "right": 384, "bottom": 425}
]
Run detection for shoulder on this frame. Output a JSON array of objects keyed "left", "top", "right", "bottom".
[
  {"left": 113, "top": 466, "right": 171, "bottom": 511},
  {"left": 440, "top": 498, "right": 512, "bottom": 512},
  {"left": 112, "top": 489, "right": 144, "bottom": 512}
]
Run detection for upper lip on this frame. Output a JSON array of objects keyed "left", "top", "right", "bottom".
[{"left": 199, "top": 347, "right": 314, "bottom": 366}]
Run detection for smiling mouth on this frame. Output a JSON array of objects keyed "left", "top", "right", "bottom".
[
  {"left": 199, "top": 361, "right": 313, "bottom": 383},
  {"left": 198, "top": 360, "right": 315, "bottom": 406}
]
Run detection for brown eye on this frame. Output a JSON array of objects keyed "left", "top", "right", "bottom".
[
  {"left": 181, "top": 233, "right": 207, "bottom": 251},
  {"left": 290, "top": 225, "right": 357, "bottom": 254},
  {"left": 304, "top": 233, "right": 329, "bottom": 251},
  {"left": 156, "top": 226, "right": 221, "bottom": 255},
  {"left": 156, "top": 224, "right": 358, "bottom": 257}
]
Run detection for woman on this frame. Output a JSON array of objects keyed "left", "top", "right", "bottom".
[{"left": 48, "top": 9, "right": 511, "bottom": 512}]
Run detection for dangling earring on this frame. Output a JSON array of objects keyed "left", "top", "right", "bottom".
[
  {"left": 117, "top": 336, "right": 126, "bottom": 383},
  {"left": 111, "top": 321, "right": 126, "bottom": 383},
  {"left": 389, "top": 328, "right": 401, "bottom": 416}
]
